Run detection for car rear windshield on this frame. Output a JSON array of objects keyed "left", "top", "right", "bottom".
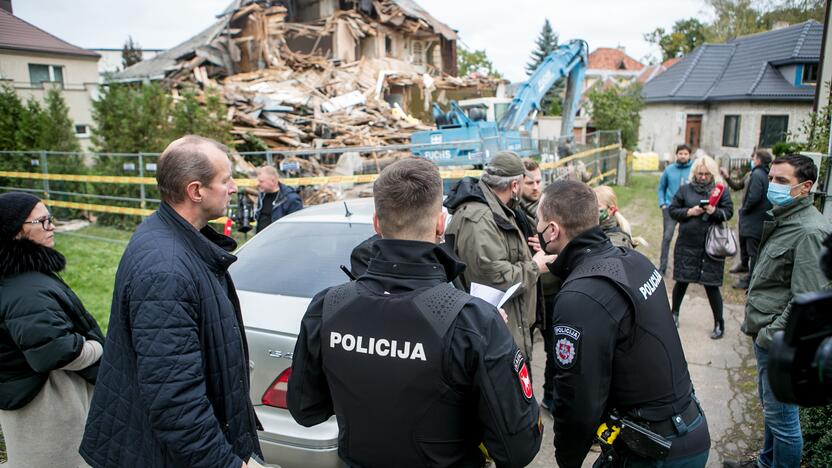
[{"left": 230, "top": 221, "right": 375, "bottom": 298}]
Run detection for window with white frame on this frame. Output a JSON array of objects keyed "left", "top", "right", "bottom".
[{"left": 28, "top": 64, "right": 63, "bottom": 87}]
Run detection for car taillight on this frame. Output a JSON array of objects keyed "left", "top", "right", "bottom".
[{"left": 262, "top": 367, "right": 292, "bottom": 408}]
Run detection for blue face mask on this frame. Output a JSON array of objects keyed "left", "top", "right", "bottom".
[
  {"left": 767, "top": 182, "right": 802, "bottom": 207},
  {"left": 749, "top": 159, "right": 755, "bottom": 169}
]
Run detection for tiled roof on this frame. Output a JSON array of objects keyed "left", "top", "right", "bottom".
[
  {"left": 0, "top": 8, "right": 99, "bottom": 58},
  {"left": 588, "top": 47, "right": 644, "bottom": 71},
  {"left": 643, "top": 20, "right": 821, "bottom": 103}
]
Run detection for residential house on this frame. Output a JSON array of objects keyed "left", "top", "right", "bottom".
[
  {"left": 0, "top": 2, "right": 100, "bottom": 148},
  {"left": 585, "top": 47, "right": 644, "bottom": 91},
  {"left": 115, "top": 0, "right": 458, "bottom": 81},
  {"left": 112, "top": 0, "right": 466, "bottom": 122},
  {"left": 639, "top": 20, "right": 822, "bottom": 160}
]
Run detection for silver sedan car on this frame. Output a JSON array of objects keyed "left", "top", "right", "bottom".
[{"left": 229, "top": 198, "right": 376, "bottom": 468}]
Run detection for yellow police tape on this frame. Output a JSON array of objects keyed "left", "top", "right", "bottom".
[
  {"left": 0, "top": 144, "right": 620, "bottom": 187},
  {"left": 43, "top": 199, "right": 231, "bottom": 225},
  {"left": 6, "top": 144, "right": 621, "bottom": 221},
  {"left": 587, "top": 169, "right": 618, "bottom": 186}
]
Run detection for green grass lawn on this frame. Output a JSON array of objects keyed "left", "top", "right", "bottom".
[{"left": 55, "top": 226, "right": 130, "bottom": 332}]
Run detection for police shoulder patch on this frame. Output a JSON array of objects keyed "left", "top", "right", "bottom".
[
  {"left": 511, "top": 349, "right": 533, "bottom": 400},
  {"left": 554, "top": 324, "right": 581, "bottom": 370}
]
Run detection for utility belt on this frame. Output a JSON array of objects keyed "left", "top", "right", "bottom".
[
  {"left": 596, "top": 397, "right": 704, "bottom": 464},
  {"left": 628, "top": 397, "right": 703, "bottom": 439}
]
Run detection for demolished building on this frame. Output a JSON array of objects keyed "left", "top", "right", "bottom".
[{"left": 113, "top": 0, "right": 504, "bottom": 150}]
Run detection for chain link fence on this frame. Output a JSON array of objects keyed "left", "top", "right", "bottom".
[{"left": 0, "top": 130, "right": 623, "bottom": 227}]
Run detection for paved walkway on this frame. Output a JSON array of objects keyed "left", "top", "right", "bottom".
[{"left": 528, "top": 286, "right": 761, "bottom": 467}]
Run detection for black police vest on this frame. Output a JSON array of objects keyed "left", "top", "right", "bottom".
[
  {"left": 320, "top": 281, "right": 483, "bottom": 468},
  {"left": 562, "top": 248, "right": 693, "bottom": 420}
]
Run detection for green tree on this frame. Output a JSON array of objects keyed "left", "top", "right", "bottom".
[
  {"left": 91, "top": 82, "right": 172, "bottom": 153},
  {"left": 0, "top": 84, "right": 27, "bottom": 151},
  {"left": 457, "top": 46, "right": 502, "bottom": 78},
  {"left": 706, "top": 0, "right": 766, "bottom": 42},
  {"left": 645, "top": 1, "right": 824, "bottom": 61},
  {"left": 40, "top": 89, "right": 81, "bottom": 152},
  {"left": 170, "top": 87, "right": 233, "bottom": 145},
  {"left": 587, "top": 82, "right": 645, "bottom": 150},
  {"left": 526, "top": 19, "right": 563, "bottom": 115},
  {"left": 122, "top": 36, "right": 144, "bottom": 70},
  {"left": 645, "top": 18, "right": 708, "bottom": 61}
]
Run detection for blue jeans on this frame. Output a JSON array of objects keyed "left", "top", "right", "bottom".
[{"left": 754, "top": 342, "right": 803, "bottom": 467}]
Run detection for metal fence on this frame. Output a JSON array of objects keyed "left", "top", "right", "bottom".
[{"left": 0, "top": 130, "right": 623, "bottom": 225}]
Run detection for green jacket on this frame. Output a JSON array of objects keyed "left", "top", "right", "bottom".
[
  {"left": 742, "top": 196, "right": 831, "bottom": 349},
  {"left": 445, "top": 178, "right": 539, "bottom": 360},
  {"left": 521, "top": 199, "right": 561, "bottom": 297}
]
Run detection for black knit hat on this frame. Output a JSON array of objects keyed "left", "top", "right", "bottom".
[{"left": 0, "top": 192, "right": 42, "bottom": 241}]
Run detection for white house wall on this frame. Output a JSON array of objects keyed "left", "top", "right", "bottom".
[
  {"left": 0, "top": 50, "right": 100, "bottom": 149},
  {"left": 639, "top": 101, "right": 812, "bottom": 161}
]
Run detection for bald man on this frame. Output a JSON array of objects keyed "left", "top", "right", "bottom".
[{"left": 254, "top": 165, "right": 303, "bottom": 233}]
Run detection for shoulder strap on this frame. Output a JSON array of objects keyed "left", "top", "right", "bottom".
[
  {"left": 322, "top": 282, "right": 360, "bottom": 324},
  {"left": 566, "top": 256, "right": 629, "bottom": 286},
  {"left": 412, "top": 283, "right": 471, "bottom": 338}
]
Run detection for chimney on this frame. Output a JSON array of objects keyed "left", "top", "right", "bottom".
[
  {"left": 0, "top": 0, "right": 11, "bottom": 14},
  {"left": 773, "top": 21, "right": 790, "bottom": 30}
]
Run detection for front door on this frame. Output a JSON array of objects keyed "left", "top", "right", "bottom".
[{"left": 685, "top": 115, "right": 702, "bottom": 149}]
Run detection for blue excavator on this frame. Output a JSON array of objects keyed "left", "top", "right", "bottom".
[{"left": 411, "top": 39, "right": 588, "bottom": 165}]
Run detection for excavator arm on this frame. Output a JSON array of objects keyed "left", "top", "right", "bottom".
[{"left": 497, "top": 39, "right": 588, "bottom": 136}]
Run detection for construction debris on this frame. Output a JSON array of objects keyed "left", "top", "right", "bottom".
[{"left": 119, "top": 0, "right": 504, "bottom": 204}]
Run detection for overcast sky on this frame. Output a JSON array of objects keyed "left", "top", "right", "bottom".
[{"left": 15, "top": 0, "right": 708, "bottom": 82}]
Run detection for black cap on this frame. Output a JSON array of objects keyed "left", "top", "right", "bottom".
[{"left": 0, "top": 192, "right": 41, "bottom": 241}]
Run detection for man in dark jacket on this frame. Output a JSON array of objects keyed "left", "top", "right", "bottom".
[
  {"left": 288, "top": 158, "right": 543, "bottom": 467},
  {"left": 81, "top": 135, "right": 261, "bottom": 468},
  {"left": 537, "top": 180, "right": 710, "bottom": 467},
  {"left": 254, "top": 165, "right": 303, "bottom": 233},
  {"left": 727, "top": 150, "right": 772, "bottom": 290}
]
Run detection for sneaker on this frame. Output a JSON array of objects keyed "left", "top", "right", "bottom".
[
  {"left": 730, "top": 264, "right": 749, "bottom": 274},
  {"left": 723, "top": 460, "right": 757, "bottom": 468},
  {"left": 540, "top": 397, "right": 554, "bottom": 411}
]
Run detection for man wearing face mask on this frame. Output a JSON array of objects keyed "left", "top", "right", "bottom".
[
  {"left": 444, "top": 151, "right": 555, "bottom": 365},
  {"left": 727, "top": 154, "right": 831, "bottom": 468},
  {"left": 537, "top": 180, "right": 710, "bottom": 468}
]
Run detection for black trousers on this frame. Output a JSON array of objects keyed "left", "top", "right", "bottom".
[
  {"left": 743, "top": 236, "right": 760, "bottom": 280},
  {"left": 659, "top": 208, "right": 677, "bottom": 274},
  {"left": 738, "top": 234, "right": 749, "bottom": 269},
  {"left": 671, "top": 281, "right": 724, "bottom": 325}
]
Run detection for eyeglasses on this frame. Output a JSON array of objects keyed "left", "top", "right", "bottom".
[{"left": 23, "top": 215, "right": 54, "bottom": 230}]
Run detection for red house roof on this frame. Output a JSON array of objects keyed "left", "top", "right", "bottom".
[
  {"left": 0, "top": 8, "right": 99, "bottom": 58},
  {"left": 588, "top": 47, "right": 644, "bottom": 71}
]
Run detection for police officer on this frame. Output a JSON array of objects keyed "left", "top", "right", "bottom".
[
  {"left": 288, "top": 158, "right": 543, "bottom": 467},
  {"left": 535, "top": 180, "right": 710, "bottom": 467}
]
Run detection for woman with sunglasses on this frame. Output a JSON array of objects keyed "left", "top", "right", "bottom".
[{"left": 0, "top": 192, "right": 105, "bottom": 468}]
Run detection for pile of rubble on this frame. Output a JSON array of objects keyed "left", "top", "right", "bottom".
[{"left": 144, "top": 1, "right": 502, "bottom": 150}]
